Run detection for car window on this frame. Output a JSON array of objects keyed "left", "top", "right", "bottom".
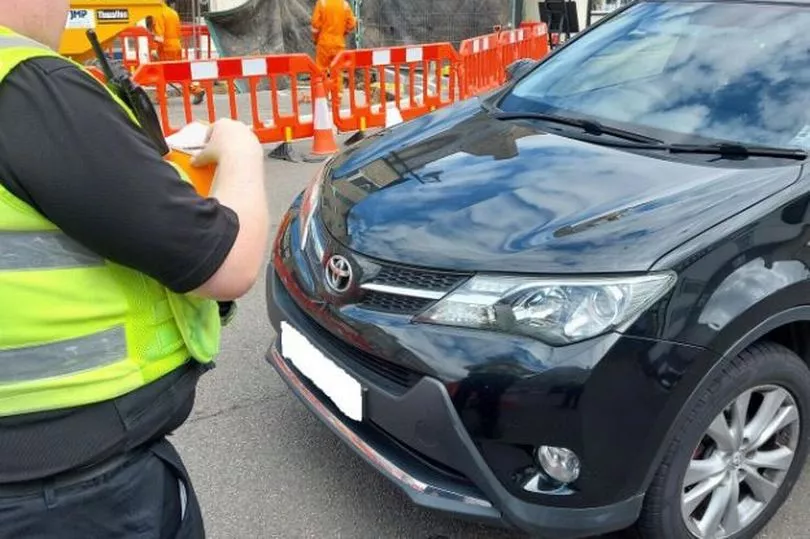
[
  {"left": 500, "top": 1, "right": 810, "bottom": 149},
  {"left": 544, "top": 23, "right": 684, "bottom": 97}
]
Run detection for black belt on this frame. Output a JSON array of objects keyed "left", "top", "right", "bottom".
[
  {"left": 0, "top": 362, "right": 206, "bottom": 487},
  {"left": 0, "top": 448, "right": 145, "bottom": 498}
]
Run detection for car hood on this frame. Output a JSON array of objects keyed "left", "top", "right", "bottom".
[{"left": 320, "top": 99, "right": 801, "bottom": 273}]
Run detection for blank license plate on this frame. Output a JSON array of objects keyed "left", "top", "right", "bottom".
[{"left": 280, "top": 321, "right": 363, "bottom": 422}]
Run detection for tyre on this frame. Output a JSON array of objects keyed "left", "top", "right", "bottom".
[{"left": 636, "top": 341, "right": 810, "bottom": 539}]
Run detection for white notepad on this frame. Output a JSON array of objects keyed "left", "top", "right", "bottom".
[{"left": 164, "top": 121, "right": 210, "bottom": 155}]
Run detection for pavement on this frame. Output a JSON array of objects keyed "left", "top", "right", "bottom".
[{"left": 168, "top": 138, "right": 810, "bottom": 539}]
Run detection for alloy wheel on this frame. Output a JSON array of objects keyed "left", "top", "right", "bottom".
[{"left": 681, "top": 384, "right": 801, "bottom": 538}]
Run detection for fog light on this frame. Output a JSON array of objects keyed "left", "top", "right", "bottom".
[{"left": 537, "top": 446, "right": 581, "bottom": 484}]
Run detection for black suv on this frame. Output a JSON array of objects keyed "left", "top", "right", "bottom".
[{"left": 265, "top": 1, "right": 810, "bottom": 537}]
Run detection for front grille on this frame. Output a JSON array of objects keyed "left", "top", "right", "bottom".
[
  {"left": 308, "top": 319, "right": 422, "bottom": 391},
  {"left": 370, "top": 265, "right": 469, "bottom": 292},
  {"left": 349, "top": 347, "right": 423, "bottom": 390},
  {"left": 360, "top": 291, "right": 434, "bottom": 315},
  {"left": 286, "top": 290, "right": 423, "bottom": 391}
]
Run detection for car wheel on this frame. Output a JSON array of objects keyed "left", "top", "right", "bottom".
[{"left": 636, "top": 341, "right": 810, "bottom": 539}]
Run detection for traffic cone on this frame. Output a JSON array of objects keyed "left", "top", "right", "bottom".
[
  {"left": 385, "top": 101, "right": 404, "bottom": 128},
  {"left": 305, "top": 75, "right": 338, "bottom": 162}
]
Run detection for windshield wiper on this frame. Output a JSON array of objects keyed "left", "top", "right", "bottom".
[
  {"left": 491, "top": 110, "right": 664, "bottom": 144},
  {"left": 492, "top": 109, "right": 808, "bottom": 160},
  {"left": 489, "top": 109, "right": 808, "bottom": 161},
  {"left": 665, "top": 143, "right": 808, "bottom": 161}
]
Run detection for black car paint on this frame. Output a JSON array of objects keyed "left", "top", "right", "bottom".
[
  {"left": 321, "top": 99, "right": 802, "bottom": 274},
  {"left": 265, "top": 3, "right": 810, "bottom": 536}
]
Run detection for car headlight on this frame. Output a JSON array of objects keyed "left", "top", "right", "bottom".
[{"left": 415, "top": 273, "right": 676, "bottom": 345}]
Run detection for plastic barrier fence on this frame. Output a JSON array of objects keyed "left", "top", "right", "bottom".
[
  {"left": 328, "top": 43, "right": 462, "bottom": 134},
  {"left": 180, "top": 25, "right": 217, "bottom": 61},
  {"left": 519, "top": 21, "right": 552, "bottom": 61},
  {"left": 133, "top": 54, "right": 320, "bottom": 144},
  {"left": 498, "top": 24, "right": 550, "bottom": 70},
  {"left": 458, "top": 23, "right": 548, "bottom": 99},
  {"left": 104, "top": 21, "right": 546, "bottom": 83},
  {"left": 107, "top": 26, "right": 153, "bottom": 73},
  {"left": 458, "top": 32, "right": 503, "bottom": 98},
  {"left": 109, "top": 25, "right": 216, "bottom": 73},
  {"left": 108, "top": 21, "right": 552, "bottom": 146}
]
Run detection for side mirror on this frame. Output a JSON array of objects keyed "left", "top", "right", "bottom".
[{"left": 505, "top": 59, "right": 538, "bottom": 82}]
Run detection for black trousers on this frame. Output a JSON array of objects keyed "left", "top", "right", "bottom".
[{"left": 0, "top": 438, "right": 204, "bottom": 539}]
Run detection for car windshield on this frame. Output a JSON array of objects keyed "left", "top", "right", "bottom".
[{"left": 499, "top": 1, "right": 810, "bottom": 149}]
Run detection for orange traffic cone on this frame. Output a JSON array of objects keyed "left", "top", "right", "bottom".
[{"left": 306, "top": 75, "right": 338, "bottom": 162}]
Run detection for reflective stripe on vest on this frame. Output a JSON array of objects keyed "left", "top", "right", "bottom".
[
  {"left": 0, "top": 231, "right": 103, "bottom": 270},
  {"left": 0, "top": 34, "right": 48, "bottom": 50},
  {"left": 0, "top": 228, "right": 116, "bottom": 383},
  {"left": 0, "top": 326, "right": 127, "bottom": 383}
]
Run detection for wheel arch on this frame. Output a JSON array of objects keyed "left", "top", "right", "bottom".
[{"left": 638, "top": 305, "right": 810, "bottom": 496}]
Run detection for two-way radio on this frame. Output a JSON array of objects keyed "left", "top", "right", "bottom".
[{"left": 86, "top": 29, "right": 170, "bottom": 156}]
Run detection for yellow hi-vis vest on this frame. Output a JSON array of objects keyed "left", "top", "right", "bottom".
[{"left": 0, "top": 27, "right": 221, "bottom": 418}]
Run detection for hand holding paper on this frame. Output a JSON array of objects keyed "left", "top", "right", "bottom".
[
  {"left": 189, "top": 119, "right": 264, "bottom": 168},
  {"left": 164, "top": 121, "right": 217, "bottom": 196}
]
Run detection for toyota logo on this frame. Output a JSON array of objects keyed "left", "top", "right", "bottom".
[{"left": 325, "top": 255, "right": 353, "bottom": 293}]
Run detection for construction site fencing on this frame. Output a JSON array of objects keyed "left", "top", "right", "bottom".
[
  {"left": 518, "top": 20, "right": 553, "bottom": 57},
  {"left": 108, "top": 24, "right": 217, "bottom": 74},
  {"left": 107, "top": 26, "right": 152, "bottom": 73},
  {"left": 180, "top": 25, "right": 217, "bottom": 61},
  {"left": 499, "top": 25, "right": 550, "bottom": 74},
  {"left": 108, "top": 22, "right": 550, "bottom": 147},
  {"left": 458, "top": 31, "right": 504, "bottom": 97},
  {"left": 459, "top": 22, "right": 548, "bottom": 98},
  {"left": 133, "top": 54, "right": 320, "bottom": 145},
  {"left": 328, "top": 43, "right": 462, "bottom": 135}
]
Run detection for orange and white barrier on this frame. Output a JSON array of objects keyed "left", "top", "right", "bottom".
[
  {"left": 519, "top": 21, "right": 552, "bottom": 61},
  {"left": 105, "top": 26, "right": 153, "bottom": 73},
  {"left": 106, "top": 21, "right": 554, "bottom": 151},
  {"left": 459, "top": 31, "right": 503, "bottom": 98},
  {"left": 180, "top": 24, "right": 217, "bottom": 61},
  {"left": 499, "top": 23, "right": 550, "bottom": 71},
  {"left": 328, "top": 43, "right": 461, "bottom": 136},
  {"left": 106, "top": 24, "right": 216, "bottom": 74},
  {"left": 133, "top": 54, "right": 320, "bottom": 145}
]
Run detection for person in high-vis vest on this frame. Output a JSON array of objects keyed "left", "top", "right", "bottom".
[
  {"left": 311, "top": 0, "right": 357, "bottom": 71},
  {"left": 153, "top": 0, "right": 206, "bottom": 105},
  {"left": 0, "top": 1, "right": 268, "bottom": 537}
]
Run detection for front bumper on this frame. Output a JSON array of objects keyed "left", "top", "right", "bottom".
[{"left": 266, "top": 266, "right": 644, "bottom": 538}]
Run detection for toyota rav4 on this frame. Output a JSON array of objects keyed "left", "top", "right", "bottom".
[{"left": 264, "top": 1, "right": 810, "bottom": 537}]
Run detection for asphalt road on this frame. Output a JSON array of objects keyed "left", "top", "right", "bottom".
[{"left": 168, "top": 140, "right": 810, "bottom": 539}]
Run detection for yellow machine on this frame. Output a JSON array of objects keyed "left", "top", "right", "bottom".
[
  {"left": 59, "top": 1, "right": 216, "bottom": 196},
  {"left": 60, "top": 0, "right": 163, "bottom": 62}
]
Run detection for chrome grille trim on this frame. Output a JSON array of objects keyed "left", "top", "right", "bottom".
[{"left": 360, "top": 283, "right": 446, "bottom": 300}]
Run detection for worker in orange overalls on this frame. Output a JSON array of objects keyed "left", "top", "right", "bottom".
[
  {"left": 153, "top": 0, "right": 205, "bottom": 105},
  {"left": 311, "top": 0, "right": 357, "bottom": 72}
]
